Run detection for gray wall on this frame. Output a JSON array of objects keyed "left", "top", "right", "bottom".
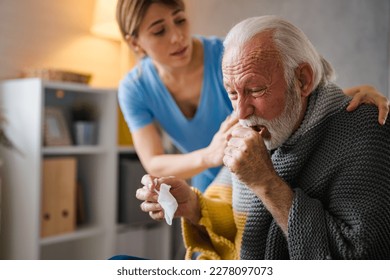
[{"left": 185, "top": 0, "right": 390, "bottom": 96}]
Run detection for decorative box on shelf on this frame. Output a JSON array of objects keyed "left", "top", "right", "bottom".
[{"left": 21, "top": 68, "right": 92, "bottom": 85}]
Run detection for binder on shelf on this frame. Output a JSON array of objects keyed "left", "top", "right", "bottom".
[
  {"left": 118, "top": 156, "right": 157, "bottom": 226},
  {"left": 41, "top": 157, "right": 77, "bottom": 237}
]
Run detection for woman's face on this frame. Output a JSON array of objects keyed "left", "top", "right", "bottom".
[{"left": 133, "top": 3, "right": 192, "bottom": 69}]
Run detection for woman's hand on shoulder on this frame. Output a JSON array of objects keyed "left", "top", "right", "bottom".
[{"left": 344, "top": 84, "right": 389, "bottom": 125}]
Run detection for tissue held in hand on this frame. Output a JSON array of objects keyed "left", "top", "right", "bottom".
[{"left": 157, "top": 183, "right": 178, "bottom": 225}]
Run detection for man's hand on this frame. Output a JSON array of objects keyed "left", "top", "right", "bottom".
[
  {"left": 136, "top": 175, "right": 201, "bottom": 224},
  {"left": 223, "top": 126, "right": 276, "bottom": 188},
  {"left": 223, "top": 125, "right": 293, "bottom": 234}
]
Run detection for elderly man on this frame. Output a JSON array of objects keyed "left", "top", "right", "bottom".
[{"left": 137, "top": 15, "right": 390, "bottom": 259}]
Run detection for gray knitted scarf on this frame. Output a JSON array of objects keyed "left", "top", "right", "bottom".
[{"left": 240, "top": 82, "right": 390, "bottom": 259}]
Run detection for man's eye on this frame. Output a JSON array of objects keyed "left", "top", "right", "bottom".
[
  {"left": 228, "top": 91, "right": 238, "bottom": 100},
  {"left": 251, "top": 88, "right": 266, "bottom": 97}
]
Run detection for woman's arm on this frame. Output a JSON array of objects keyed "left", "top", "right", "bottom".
[
  {"left": 132, "top": 116, "right": 236, "bottom": 179},
  {"left": 343, "top": 84, "right": 389, "bottom": 125},
  {"left": 132, "top": 123, "right": 206, "bottom": 179}
]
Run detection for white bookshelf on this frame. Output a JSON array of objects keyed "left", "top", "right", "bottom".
[
  {"left": 0, "top": 78, "right": 118, "bottom": 259},
  {"left": 0, "top": 78, "right": 174, "bottom": 260}
]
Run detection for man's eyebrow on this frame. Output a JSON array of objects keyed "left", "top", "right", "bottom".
[{"left": 147, "top": 8, "right": 183, "bottom": 30}]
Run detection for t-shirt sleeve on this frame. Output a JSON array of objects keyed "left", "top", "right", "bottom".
[{"left": 118, "top": 72, "right": 154, "bottom": 133}]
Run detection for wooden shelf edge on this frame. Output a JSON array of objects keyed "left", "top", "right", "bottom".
[
  {"left": 40, "top": 225, "right": 103, "bottom": 246},
  {"left": 117, "top": 146, "right": 136, "bottom": 154},
  {"left": 43, "top": 146, "right": 106, "bottom": 155}
]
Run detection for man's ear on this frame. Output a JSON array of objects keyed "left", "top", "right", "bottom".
[{"left": 295, "top": 63, "right": 313, "bottom": 97}]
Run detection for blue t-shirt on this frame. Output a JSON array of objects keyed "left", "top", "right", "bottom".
[{"left": 118, "top": 36, "right": 233, "bottom": 192}]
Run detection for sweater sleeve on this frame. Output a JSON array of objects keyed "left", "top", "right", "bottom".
[
  {"left": 287, "top": 109, "right": 390, "bottom": 259},
  {"left": 182, "top": 169, "right": 238, "bottom": 259}
]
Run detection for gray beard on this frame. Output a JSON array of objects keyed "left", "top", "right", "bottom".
[{"left": 239, "top": 82, "right": 303, "bottom": 150}]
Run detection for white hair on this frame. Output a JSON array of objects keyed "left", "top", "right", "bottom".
[{"left": 223, "top": 15, "right": 336, "bottom": 88}]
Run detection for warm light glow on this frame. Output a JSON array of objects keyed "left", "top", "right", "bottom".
[
  {"left": 91, "top": 0, "right": 121, "bottom": 41},
  {"left": 90, "top": 0, "right": 135, "bottom": 76}
]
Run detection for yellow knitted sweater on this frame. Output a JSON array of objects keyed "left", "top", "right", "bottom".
[{"left": 182, "top": 168, "right": 253, "bottom": 260}]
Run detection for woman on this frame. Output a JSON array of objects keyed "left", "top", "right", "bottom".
[{"left": 116, "top": 0, "right": 389, "bottom": 192}]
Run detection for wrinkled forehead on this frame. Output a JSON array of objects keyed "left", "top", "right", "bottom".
[{"left": 222, "top": 31, "right": 281, "bottom": 74}]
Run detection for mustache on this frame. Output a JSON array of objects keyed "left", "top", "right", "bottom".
[
  {"left": 239, "top": 117, "right": 268, "bottom": 133},
  {"left": 239, "top": 116, "right": 266, "bottom": 127}
]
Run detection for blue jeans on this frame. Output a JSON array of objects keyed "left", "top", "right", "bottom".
[{"left": 109, "top": 255, "right": 146, "bottom": 260}]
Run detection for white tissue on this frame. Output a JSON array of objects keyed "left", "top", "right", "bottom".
[{"left": 156, "top": 183, "right": 178, "bottom": 225}]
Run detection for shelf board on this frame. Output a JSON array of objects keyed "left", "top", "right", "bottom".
[
  {"left": 42, "top": 79, "right": 116, "bottom": 93},
  {"left": 43, "top": 145, "right": 106, "bottom": 155},
  {"left": 40, "top": 225, "right": 103, "bottom": 246},
  {"left": 117, "top": 146, "right": 136, "bottom": 154}
]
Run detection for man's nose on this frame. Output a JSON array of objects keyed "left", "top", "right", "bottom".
[{"left": 236, "top": 96, "right": 254, "bottom": 119}]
